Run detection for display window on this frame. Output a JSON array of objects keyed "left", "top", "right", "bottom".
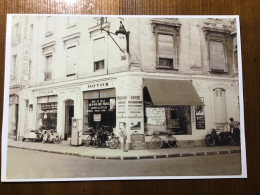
[
  {"left": 37, "top": 96, "right": 58, "bottom": 130},
  {"left": 144, "top": 105, "right": 191, "bottom": 135},
  {"left": 83, "top": 89, "right": 116, "bottom": 134}
]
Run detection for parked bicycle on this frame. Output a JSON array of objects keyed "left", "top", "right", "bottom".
[
  {"left": 85, "top": 126, "right": 119, "bottom": 149},
  {"left": 150, "top": 131, "right": 177, "bottom": 149}
]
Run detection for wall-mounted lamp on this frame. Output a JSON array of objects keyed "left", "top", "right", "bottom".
[
  {"left": 115, "top": 21, "right": 130, "bottom": 53},
  {"left": 98, "top": 18, "right": 130, "bottom": 53}
]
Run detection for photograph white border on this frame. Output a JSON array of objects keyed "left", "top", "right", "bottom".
[{"left": 1, "top": 14, "right": 247, "bottom": 182}]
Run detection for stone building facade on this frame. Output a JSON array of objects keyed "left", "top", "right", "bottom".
[{"left": 9, "top": 16, "right": 240, "bottom": 147}]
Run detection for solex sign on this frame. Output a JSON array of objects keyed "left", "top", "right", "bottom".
[{"left": 86, "top": 80, "right": 112, "bottom": 91}]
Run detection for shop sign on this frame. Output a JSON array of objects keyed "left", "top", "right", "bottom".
[
  {"left": 128, "top": 96, "right": 143, "bottom": 118},
  {"left": 196, "top": 115, "right": 205, "bottom": 129},
  {"left": 85, "top": 80, "right": 112, "bottom": 91},
  {"left": 116, "top": 96, "right": 127, "bottom": 118},
  {"left": 195, "top": 105, "right": 205, "bottom": 129},
  {"left": 41, "top": 103, "right": 57, "bottom": 111},
  {"left": 37, "top": 90, "right": 56, "bottom": 97},
  {"left": 21, "top": 40, "right": 31, "bottom": 86},
  {"left": 131, "top": 133, "right": 146, "bottom": 150},
  {"left": 88, "top": 98, "right": 115, "bottom": 113}
]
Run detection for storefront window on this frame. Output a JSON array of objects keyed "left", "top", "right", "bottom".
[
  {"left": 37, "top": 96, "right": 57, "bottom": 130},
  {"left": 83, "top": 89, "right": 116, "bottom": 134},
  {"left": 145, "top": 105, "right": 191, "bottom": 135}
]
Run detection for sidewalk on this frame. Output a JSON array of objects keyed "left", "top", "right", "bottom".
[{"left": 7, "top": 140, "right": 241, "bottom": 160}]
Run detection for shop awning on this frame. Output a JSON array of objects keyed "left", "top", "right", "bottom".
[{"left": 143, "top": 79, "right": 204, "bottom": 106}]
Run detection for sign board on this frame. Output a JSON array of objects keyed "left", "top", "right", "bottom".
[
  {"left": 88, "top": 98, "right": 115, "bottom": 113},
  {"left": 131, "top": 133, "right": 146, "bottom": 150},
  {"left": 94, "top": 114, "right": 101, "bottom": 122},
  {"left": 196, "top": 115, "right": 205, "bottom": 129},
  {"left": 195, "top": 104, "right": 205, "bottom": 129}
]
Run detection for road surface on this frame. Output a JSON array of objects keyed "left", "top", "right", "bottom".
[{"left": 5, "top": 147, "right": 241, "bottom": 179}]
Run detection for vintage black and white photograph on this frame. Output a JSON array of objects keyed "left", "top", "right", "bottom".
[{"left": 1, "top": 15, "right": 246, "bottom": 181}]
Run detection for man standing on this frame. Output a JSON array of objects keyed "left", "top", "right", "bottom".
[{"left": 229, "top": 117, "right": 240, "bottom": 146}]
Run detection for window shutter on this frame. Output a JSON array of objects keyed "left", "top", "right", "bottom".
[
  {"left": 66, "top": 46, "right": 77, "bottom": 75},
  {"left": 213, "top": 89, "right": 227, "bottom": 123},
  {"left": 158, "top": 34, "right": 174, "bottom": 59},
  {"left": 45, "top": 55, "right": 52, "bottom": 80},
  {"left": 93, "top": 37, "right": 105, "bottom": 62},
  {"left": 209, "top": 41, "right": 225, "bottom": 71},
  {"left": 47, "top": 16, "right": 55, "bottom": 32}
]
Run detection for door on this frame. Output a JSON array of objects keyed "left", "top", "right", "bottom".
[{"left": 65, "top": 100, "right": 74, "bottom": 140}]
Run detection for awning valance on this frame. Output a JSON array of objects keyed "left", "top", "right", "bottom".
[{"left": 143, "top": 79, "right": 204, "bottom": 106}]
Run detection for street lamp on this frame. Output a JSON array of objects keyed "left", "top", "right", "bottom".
[
  {"left": 98, "top": 18, "right": 130, "bottom": 53},
  {"left": 115, "top": 21, "right": 130, "bottom": 53}
]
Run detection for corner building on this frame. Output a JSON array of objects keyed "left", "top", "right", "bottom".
[{"left": 12, "top": 16, "right": 240, "bottom": 147}]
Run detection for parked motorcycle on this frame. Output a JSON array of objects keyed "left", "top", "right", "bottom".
[
  {"left": 42, "top": 129, "right": 61, "bottom": 144},
  {"left": 22, "top": 130, "right": 43, "bottom": 142},
  {"left": 205, "top": 127, "right": 234, "bottom": 147}
]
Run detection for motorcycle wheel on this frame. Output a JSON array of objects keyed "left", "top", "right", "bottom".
[
  {"left": 226, "top": 135, "right": 234, "bottom": 146},
  {"left": 53, "top": 136, "right": 61, "bottom": 144},
  {"left": 205, "top": 135, "right": 216, "bottom": 147}
]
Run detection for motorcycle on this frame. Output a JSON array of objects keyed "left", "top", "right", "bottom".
[
  {"left": 22, "top": 130, "right": 43, "bottom": 142},
  {"left": 42, "top": 129, "right": 62, "bottom": 144},
  {"left": 205, "top": 127, "right": 234, "bottom": 147}
]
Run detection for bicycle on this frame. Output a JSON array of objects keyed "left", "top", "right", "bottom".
[
  {"left": 85, "top": 127, "right": 119, "bottom": 149},
  {"left": 150, "top": 131, "right": 177, "bottom": 149}
]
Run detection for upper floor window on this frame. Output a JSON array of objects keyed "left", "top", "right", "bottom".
[
  {"left": 66, "top": 45, "right": 77, "bottom": 76},
  {"left": 12, "top": 23, "right": 21, "bottom": 44},
  {"left": 67, "top": 17, "right": 78, "bottom": 28},
  {"left": 46, "top": 16, "right": 55, "bottom": 37},
  {"left": 29, "top": 24, "right": 33, "bottom": 41},
  {"left": 158, "top": 34, "right": 174, "bottom": 68},
  {"left": 93, "top": 37, "right": 105, "bottom": 71},
  {"left": 45, "top": 54, "right": 52, "bottom": 81},
  {"left": 203, "top": 20, "right": 233, "bottom": 73},
  {"left": 11, "top": 54, "right": 17, "bottom": 79},
  {"left": 151, "top": 19, "right": 181, "bottom": 70},
  {"left": 209, "top": 40, "right": 226, "bottom": 72}
]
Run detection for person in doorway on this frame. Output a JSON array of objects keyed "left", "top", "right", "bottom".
[{"left": 229, "top": 117, "right": 240, "bottom": 146}]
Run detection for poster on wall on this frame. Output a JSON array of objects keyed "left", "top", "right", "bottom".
[
  {"left": 146, "top": 107, "right": 167, "bottom": 133},
  {"left": 195, "top": 103, "right": 205, "bottom": 129},
  {"left": 1, "top": 15, "right": 246, "bottom": 182}
]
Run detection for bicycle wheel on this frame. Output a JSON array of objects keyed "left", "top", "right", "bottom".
[
  {"left": 86, "top": 135, "right": 94, "bottom": 146},
  {"left": 109, "top": 137, "right": 119, "bottom": 149},
  {"left": 150, "top": 136, "right": 163, "bottom": 149},
  {"left": 167, "top": 135, "right": 177, "bottom": 148},
  {"left": 53, "top": 135, "right": 61, "bottom": 144}
]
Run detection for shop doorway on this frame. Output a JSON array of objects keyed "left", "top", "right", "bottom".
[{"left": 65, "top": 100, "right": 74, "bottom": 140}]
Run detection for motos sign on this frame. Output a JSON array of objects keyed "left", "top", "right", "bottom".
[{"left": 83, "top": 80, "right": 113, "bottom": 91}]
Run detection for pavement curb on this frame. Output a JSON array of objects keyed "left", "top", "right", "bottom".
[{"left": 8, "top": 145, "right": 241, "bottom": 161}]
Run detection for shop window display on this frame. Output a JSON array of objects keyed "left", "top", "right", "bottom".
[{"left": 83, "top": 89, "right": 116, "bottom": 134}]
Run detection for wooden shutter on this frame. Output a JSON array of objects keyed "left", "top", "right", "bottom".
[
  {"left": 158, "top": 34, "right": 174, "bottom": 59},
  {"left": 66, "top": 46, "right": 77, "bottom": 76},
  {"left": 93, "top": 37, "right": 105, "bottom": 62},
  {"left": 209, "top": 41, "right": 225, "bottom": 71},
  {"left": 213, "top": 88, "right": 227, "bottom": 123},
  {"left": 46, "top": 55, "right": 52, "bottom": 80}
]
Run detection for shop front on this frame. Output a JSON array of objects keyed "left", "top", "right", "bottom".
[
  {"left": 8, "top": 94, "right": 19, "bottom": 139},
  {"left": 36, "top": 95, "right": 58, "bottom": 131},
  {"left": 143, "top": 78, "right": 204, "bottom": 137},
  {"left": 83, "top": 88, "right": 116, "bottom": 133}
]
